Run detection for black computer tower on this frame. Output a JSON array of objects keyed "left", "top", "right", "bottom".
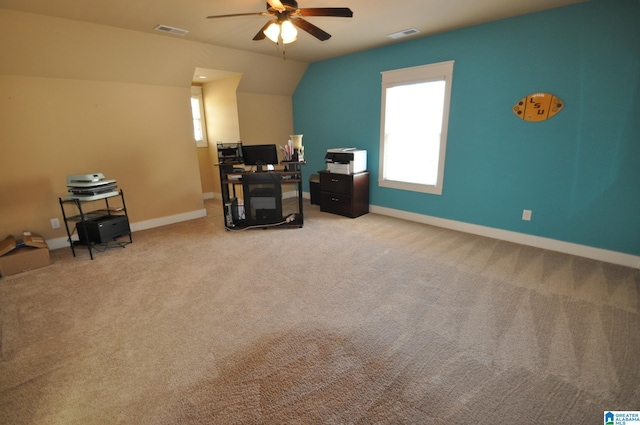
[{"left": 242, "top": 173, "right": 282, "bottom": 225}]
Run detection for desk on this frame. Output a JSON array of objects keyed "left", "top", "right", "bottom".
[{"left": 217, "top": 162, "right": 305, "bottom": 230}]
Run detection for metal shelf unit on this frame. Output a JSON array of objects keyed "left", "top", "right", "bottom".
[{"left": 58, "top": 189, "right": 132, "bottom": 260}]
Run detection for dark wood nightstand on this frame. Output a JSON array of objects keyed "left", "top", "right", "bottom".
[{"left": 319, "top": 171, "right": 369, "bottom": 218}]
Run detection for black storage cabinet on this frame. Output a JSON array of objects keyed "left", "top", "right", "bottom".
[{"left": 319, "top": 171, "right": 370, "bottom": 218}]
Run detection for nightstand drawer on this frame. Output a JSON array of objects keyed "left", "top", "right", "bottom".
[
  {"left": 319, "top": 172, "right": 352, "bottom": 195},
  {"left": 320, "top": 192, "right": 353, "bottom": 216}
]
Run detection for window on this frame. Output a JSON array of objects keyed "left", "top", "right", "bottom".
[
  {"left": 379, "top": 61, "right": 454, "bottom": 195},
  {"left": 190, "top": 86, "right": 208, "bottom": 147}
]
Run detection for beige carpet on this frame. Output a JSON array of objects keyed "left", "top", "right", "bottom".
[{"left": 1, "top": 199, "right": 639, "bottom": 424}]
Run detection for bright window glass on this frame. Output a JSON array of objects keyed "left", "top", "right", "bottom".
[
  {"left": 379, "top": 61, "right": 454, "bottom": 194},
  {"left": 190, "top": 86, "right": 208, "bottom": 147}
]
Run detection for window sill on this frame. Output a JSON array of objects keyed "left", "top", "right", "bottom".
[{"left": 379, "top": 179, "right": 442, "bottom": 195}]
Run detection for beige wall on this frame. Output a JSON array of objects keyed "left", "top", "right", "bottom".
[
  {"left": 0, "top": 75, "right": 202, "bottom": 235},
  {"left": 197, "top": 148, "right": 216, "bottom": 196},
  {"left": 0, "top": 9, "right": 307, "bottom": 243},
  {"left": 199, "top": 76, "right": 242, "bottom": 197},
  {"left": 237, "top": 92, "right": 295, "bottom": 154},
  {"left": 0, "top": 10, "right": 307, "bottom": 94},
  {"left": 197, "top": 81, "right": 296, "bottom": 198}
]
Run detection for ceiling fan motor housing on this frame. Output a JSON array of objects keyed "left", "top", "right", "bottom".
[{"left": 267, "top": 1, "right": 299, "bottom": 13}]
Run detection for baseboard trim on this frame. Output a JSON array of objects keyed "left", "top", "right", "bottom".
[
  {"left": 130, "top": 209, "right": 207, "bottom": 232},
  {"left": 47, "top": 237, "right": 76, "bottom": 250},
  {"left": 47, "top": 208, "right": 207, "bottom": 251},
  {"left": 369, "top": 205, "right": 640, "bottom": 269},
  {"left": 283, "top": 190, "right": 298, "bottom": 200},
  {"left": 47, "top": 198, "right": 638, "bottom": 269}
]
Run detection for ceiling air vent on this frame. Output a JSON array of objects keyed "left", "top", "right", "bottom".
[
  {"left": 388, "top": 28, "right": 420, "bottom": 40},
  {"left": 154, "top": 25, "right": 189, "bottom": 36}
]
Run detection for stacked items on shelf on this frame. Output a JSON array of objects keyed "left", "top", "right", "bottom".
[
  {"left": 64, "top": 173, "right": 118, "bottom": 201},
  {"left": 217, "top": 142, "right": 243, "bottom": 164}
]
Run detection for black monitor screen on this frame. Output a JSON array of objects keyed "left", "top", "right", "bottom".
[{"left": 242, "top": 144, "right": 279, "bottom": 171}]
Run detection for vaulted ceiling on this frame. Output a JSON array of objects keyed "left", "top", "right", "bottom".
[{"left": 0, "top": 0, "right": 588, "bottom": 63}]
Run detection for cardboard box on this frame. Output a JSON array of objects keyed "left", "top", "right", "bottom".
[
  {"left": 0, "top": 235, "right": 17, "bottom": 256},
  {"left": 0, "top": 233, "right": 50, "bottom": 277}
]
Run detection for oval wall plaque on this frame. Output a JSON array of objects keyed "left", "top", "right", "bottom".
[{"left": 513, "top": 92, "right": 564, "bottom": 122}]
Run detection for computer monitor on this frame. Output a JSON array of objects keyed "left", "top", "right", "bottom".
[{"left": 241, "top": 144, "right": 279, "bottom": 172}]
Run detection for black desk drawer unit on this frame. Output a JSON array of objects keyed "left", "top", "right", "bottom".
[{"left": 319, "top": 171, "right": 369, "bottom": 218}]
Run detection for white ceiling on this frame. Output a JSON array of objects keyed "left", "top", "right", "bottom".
[{"left": 0, "top": 0, "right": 588, "bottom": 64}]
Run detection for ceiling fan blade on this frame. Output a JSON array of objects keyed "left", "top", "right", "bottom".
[
  {"left": 266, "top": 0, "right": 286, "bottom": 12},
  {"left": 207, "top": 12, "right": 270, "bottom": 19},
  {"left": 253, "top": 19, "right": 276, "bottom": 41},
  {"left": 295, "top": 8, "right": 353, "bottom": 18},
  {"left": 293, "top": 18, "right": 331, "bottom": 41}
]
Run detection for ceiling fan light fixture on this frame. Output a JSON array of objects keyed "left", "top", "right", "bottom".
[
  {"left": 264, "top": 22, "right": 281, "bottom": 43},
  {"left": 264, "top": 19, "right": 298, "bottom": 44},
  {"left": 280, "top": 20, "right": 298, "bottom": 44}
]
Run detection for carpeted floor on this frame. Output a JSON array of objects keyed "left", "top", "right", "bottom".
[{"left": 1, "top": 199, "right": 639, "bottom": 424}]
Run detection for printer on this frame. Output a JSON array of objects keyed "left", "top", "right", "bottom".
[{"left": 325, "top": 148, "right": 367, "bottom": 174}]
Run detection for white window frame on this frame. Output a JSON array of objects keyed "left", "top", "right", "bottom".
[
  {"left": 379, "top": 60, "right": 454, "bottom": 195},
  {"left": 191, "top": 86, "right": 208, "bottom": 147}
]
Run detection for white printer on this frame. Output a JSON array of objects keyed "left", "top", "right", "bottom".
[{"left": 325, "top": 148, "right": 367, "bottom": 174}]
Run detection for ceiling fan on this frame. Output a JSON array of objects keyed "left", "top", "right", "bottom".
[{"left": 206, "top": 0, "right": 353, "bottom": 45}]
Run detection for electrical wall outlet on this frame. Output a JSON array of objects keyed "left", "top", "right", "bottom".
[
  {"left": 522, "top": 209, "right": 532, "bottom": 221},
  {"left": 50, "top": 218, "right": 60, "bottom": 229}
]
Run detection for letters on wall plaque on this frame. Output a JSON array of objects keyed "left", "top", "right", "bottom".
[{"left": 512, "top": 92, "right": 564, "bottom": 122}]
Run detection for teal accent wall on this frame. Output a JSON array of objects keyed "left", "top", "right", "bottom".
[
  {"left": 293, "top": 0, "right": 640, "bottom": 255},
  {"left": 293, "top": 0, "right": 640, "bottom": 256}
]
